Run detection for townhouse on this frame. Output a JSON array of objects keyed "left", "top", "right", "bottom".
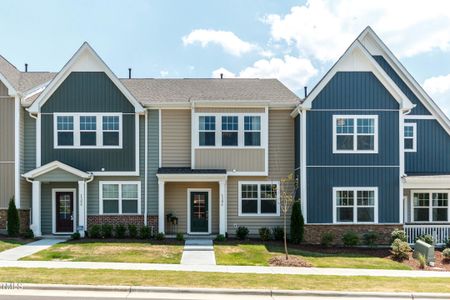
[{"left": 0, "top": 26, "right": 449, "bottom": 244}]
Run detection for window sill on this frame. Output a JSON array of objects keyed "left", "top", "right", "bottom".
[{"left": 238, "top": 213, "right": 280, "bottom": 217}]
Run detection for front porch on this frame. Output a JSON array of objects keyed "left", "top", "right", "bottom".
[{"left": 157, "top": 168, "right": 228, "bottom": 235}]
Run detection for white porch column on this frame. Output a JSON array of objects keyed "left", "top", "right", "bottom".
[
  {"left": 31, "top": 181, "right": 41, "bottom": 237},
  {"left": 78, "top": 181, "right": 86, "bottom": 237},
  {"left": 219, "top": 179, "right": 227, "bottom": 235},
  {"left": 158, "top": 180, "right": 165, "bottom": 234}
]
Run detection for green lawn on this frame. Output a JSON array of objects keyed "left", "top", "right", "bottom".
[
  {"left": 0, "top": 239, "right": 27, "bottom": 252},
  {"left": 21, "top": 241, "right": 184, "bottom": 264},
  {"left": 215, "top": 242, "right": 411, "bottom": 270},
  {"left": 0, "top": 267, "right": 447, "bottom": 293}
]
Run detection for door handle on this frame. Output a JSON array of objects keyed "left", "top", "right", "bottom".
[{"left": 70, "top": 215, "right": 73, "bottom": 221}]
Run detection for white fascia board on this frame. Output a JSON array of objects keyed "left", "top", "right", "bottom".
[
  {"left": 22, "top": 160, "right": 92, "bottom": 179},
  {"left": 359, "top": 27, "right": 450, "bottom": 136},
  {"left": 28, "top": 42, "right": 144, "bottom": 113}
]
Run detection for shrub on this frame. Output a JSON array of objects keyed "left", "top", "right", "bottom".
[
  {"left": 22, "top": 229, "right": 34, "bottom": 239},
  {"left": 445, "top": 238, "right": 450, "bottom": 249},
  {"left": 176, "top": 232, "right": 184, "bottom": 241},
  {"left": 71, "top": 232, "right": 81, "bottom": 240},
  {"left": 128, "top": 225, "right": 138, "bottom": 239},
  {"left": 417, "top": 253, "right": 426, "bottom": 269},
  {"left": 415, "top": 234, "right": 434, "bottom": 245},
  {"left": 89, "top": 225, "right": 102, "bottom": 238},
  {"left": 442, "top": 248, "right": 450, "bottom": 262},
  {"left": 115, "top": 224, "right": 127, "bottom": 238},
  {"left": 290, "top": 200, "right": 304, "bottom": 244},
  {"left": 139, "top": 226, "right": 151, "bottom": 239},
  {"left": 320, "top": 232, "right": 334, "bottom": 247},
  {"left": 272, "top": 226, "right": 284, "bottom": 241},
  {"left": 215, "top": 234, "right": 226, "bottom": 242},
  {"left": 155, "top": 232, "right": 165, "bottom": 240},
  {"left": 101, "top": 224, "right": 113, "bottom": 239},
  {"left": 342, "top": 231, "right": 359, "bottom": 247},
  {"left": 390, "top": 228, "right": 407, "bottom": 243},
  {"left": 363, "top": 231, "right": 379, "bottom": 247},
  {"left": 236, "top": 226, "right": 249, "bottom": 240},
  {"left": 391, "top": 238, "right": 411, "bottom": 261},
  {"left": 259, "top": 227, "right": 271, "bottom": 241},
  {"left": 7, "top": 197, "right": 20, "bottom": 237}
]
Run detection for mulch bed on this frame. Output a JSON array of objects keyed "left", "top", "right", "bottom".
[
  {"left": 269, "top": 255, "right": 312, "bottom": 267},
  {"left": 402, "top": 251, "right": 450, "bottom": 271},
  {"left": 66, "top": 238, "right": 185, "bottom": 245}
]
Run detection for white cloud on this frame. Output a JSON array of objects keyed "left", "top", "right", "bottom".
[
  {"left": 264, "top": 0, "right": 450, "bottom": 62},
  {"left": 182, "top": 29, "right": 257, "bottom": 56},
  {"left": 160, "top": 70, "right": 169, "bottom": 77},
  {"left": 212, "top": 55, "right": 318, "bottom": 92},
  {"left": 424, "top": 74, "right": 450, "bottom": 116}
]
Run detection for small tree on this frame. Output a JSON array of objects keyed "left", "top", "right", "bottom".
[
  {"left": 290, "top": 200, "right": 304, "bottom": 244},
  {"left": 7, "top": 197, "right": 20, "bottom": 237},
  {"left": 280, "top": 173, "right": 297, "bottom": 260}
]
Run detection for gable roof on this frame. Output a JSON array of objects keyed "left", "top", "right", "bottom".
[
  {"left": 22, "top": 160, "right": 92, "bottom": 180},
  {"left": 27, "top": 42, "right": 144, "bottom": 113},
  {"left": 292, "top": 29, "right": 414, "bottom": 117}
]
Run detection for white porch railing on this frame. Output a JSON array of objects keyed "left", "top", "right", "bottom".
[{"left": 404, "top": 224, "right": 450, "bottom": 245}]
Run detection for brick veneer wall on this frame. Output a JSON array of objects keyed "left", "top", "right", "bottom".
[
  {"left": 0, "top": 209, "right": 30, "bottom": 234},
  {"left": 87, "top": 215, "right": 158, "bottom": 232},
  {"left": 304, "top": 224, "right": 403, "bottom": 245}
]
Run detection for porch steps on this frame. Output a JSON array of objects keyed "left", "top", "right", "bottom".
[{"left": 181, "top": 239, "right": 216, "bottom": 265}]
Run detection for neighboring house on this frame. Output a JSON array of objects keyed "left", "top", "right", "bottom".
[{"left": 293, "top": 27, "right": 450, "bottom": 245}]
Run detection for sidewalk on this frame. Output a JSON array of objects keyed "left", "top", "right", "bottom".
[
  {"left": 0, "top": 259, "right": 449, "bottom": 278},
  {"left": 0, "top": 239, "right": 67, "bottom": 261},
  {"left": 181, "top": 239, "right": 216, "bottom": 265}
]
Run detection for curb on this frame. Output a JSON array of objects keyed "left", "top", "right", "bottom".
[{"left": 16, "top": 283, "right": 450, "bottom": 299}]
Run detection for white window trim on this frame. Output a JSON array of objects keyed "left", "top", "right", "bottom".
[
  {"left": 54, "top": 112, "right": 123, "bottom": 149},
  {"left": 410, "top": 190, "right": 450, "bottom": 223},
  {"left": 99, "top": 181, "right": 141, "bottom": 215},
  {"left": 332, "top": 187, "right": 378, "bottom": 224},
  {"left": 238, "top": 181, "right": 280, "bottom": 217},
  {"left": 404, "top": 122, "right": 417, "bottom": 152},
  {"left": 194, "top": 112, "right": 266, "bottom": 149},
  {"left": 332, "top": 115, "right": 379, "bottom": 154}
]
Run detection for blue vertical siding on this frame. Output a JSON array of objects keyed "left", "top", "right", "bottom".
[
  {"left": 373, "top": 56, "right": 431, "bottom": 115},
  {"left": 405, "top": 119, "right": 450, "bottom": 174}
]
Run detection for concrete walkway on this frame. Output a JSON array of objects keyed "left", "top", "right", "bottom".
[
  {"left": 0, "top": 259, "right": 449, "bottom": 277},
  {"left": 181, "top": 239, "right": 216, "bottom": 265},
  {"left": 0, "top": 239, "right": 67, "bottom": 261}
]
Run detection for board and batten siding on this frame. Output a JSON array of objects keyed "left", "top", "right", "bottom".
[
  {"left": 0, "top": 97, "right": 15, "bottom": 207},
  {"left": 164, "top": 182, "right": 219, "bottom": 234},
  {"left": 20, "top": 112, "right": 37, "bottom": 209},
  {"left": 161, "top": 109, "right": 191, "bottom": 167},
  {"left": 195, "top": 149, "right": 265, "bottom": 172},
  {"left": 226, "top": 110, "right": 294, "bottom": 235},
  {"left": 148, "top": 110, "right": 159, "bottom": 215}
]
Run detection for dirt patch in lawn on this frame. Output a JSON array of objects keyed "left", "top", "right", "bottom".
[{"left": 269, "top": 255, "right": 312, "bottom": 267}]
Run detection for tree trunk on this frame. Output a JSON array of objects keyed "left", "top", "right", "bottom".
[{"left": 284, "top": 212, "right": 288, "bottom": 260}]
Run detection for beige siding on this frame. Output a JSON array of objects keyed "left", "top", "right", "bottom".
[
  {"left": 194, "top": 107, "right": 265, "bottom": 113},
  {"left": 226, "top": 110, "right": 295, "bottom": 235},
  {"left": 164, "top": 182, "right": 219, "bottom": 234},
  {"left": 0, "top": 99, "right": 15, "bottom": 161},
  {"left": 0, "top": 164, "right": 15, "bottom": 208},
  {"left": 0, "top": 81, "right": 8, "bottom": 96},
  {"left": 195, "top": 149, "right": 265, "bottom": 172},
  {"left": 161, "top": 110, "right": 191, "bottom": 167}
]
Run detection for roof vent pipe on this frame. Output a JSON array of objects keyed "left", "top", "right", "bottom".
[
  {"left": 304, "top": 86, "right": 308, "bottom": 98},
  {"left": 220, "top": 73, "right": 223, "bottom": 79},
  {"left": 25, "top": 63, "right": 28, "bottom": 72},
  {"left": 128, "top": 68, "right": 132, "bottom": 79}
]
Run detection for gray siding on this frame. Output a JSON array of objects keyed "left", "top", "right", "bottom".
[
  {"left": 21, "top": 112, "right": 36, "bottom": 209},
  {"left": 0, "top": 98, "right": 15, "bottom": 207},
  {"left": 148, "top": 110, "right": 159, "bottom": 215},
  {"left": 0, "top": 81, "right": 9, "bottom": 96}
]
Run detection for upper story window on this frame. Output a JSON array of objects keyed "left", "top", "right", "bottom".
[
  {"left": 404, "top": 123, "right": 416, "bottom": 152},
  {"left": 221, "top": 116, "right": 238, "bottom": 146},
  {"left": 54, "top": 113, "right": 122, "bottom": 149},
  {"left": 333, "top": 115, "right": 378, "bottom": 153},
  {"left": 239, "top": 181, "right": 279, "bottom": 216},
  {"left": 333, "top": 187, "right": 378, "bottom": 223},
  {"left": 199, "top": 116, "right": 216, "bottom": 146},
  {"left": 244, "top": 116, "right": 261, "bottom": 146}
]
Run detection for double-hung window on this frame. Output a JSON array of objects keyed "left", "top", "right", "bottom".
[
  {"left": 334, "top": 187, "right": 377, "bottom": 223},
  {"left": 244, "top": 116, "right": 261, "bottom": 146},
  {"left": 100, "top": 182, "right": 141, "bottom": 215},
  {"left": 412, "top": 191, "right": 449, "bottom": 222},
  {"left": 239, "top": 182, "right": 279, "bottom": 216},
  {"left": 199, "top": 116, "right": 216, "bottom": 146},
  {"left": 404, "top": 123, "right": 416, "bottom": 152},
  {"left": 221, "top": 116, "right": 238, "bottom": 146},
  {"left": 333, "top": 115, "right": 378, "bottom": 153},
  {"left": 54, "top": 113, "right": 122, "bottom": 148}
]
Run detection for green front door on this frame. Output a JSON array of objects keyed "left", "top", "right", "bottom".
[{"left": 190, "top": 191, "right": 209, "bottom": 233}]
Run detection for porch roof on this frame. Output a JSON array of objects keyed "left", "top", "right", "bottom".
[
  {"left": 22, "top": 161, "right": 92, "bottom": 182},
  {"left": 403, "top": 174, "right": 450, "bottom": 189},
  {"left": 157, "top": 167, "right": 227, "bottom": 182},
  {"left": 157, "top": 167, "right": 226, "bottom": 174}
]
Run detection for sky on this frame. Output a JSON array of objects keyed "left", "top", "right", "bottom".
[{"left": 2, "top": 0, "right": 450, "bottom": 115}]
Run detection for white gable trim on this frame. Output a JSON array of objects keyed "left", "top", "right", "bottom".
[
  {"left": 28, "top": 42, "right": 144, "bottom": 113},
  {"left": 22, "top": 160, "right": 92, "bottom": 180},
  {"left": 292, "top": 38, "right": 414, "bottom": 117},
  {"left": 359, "top": 27, "right": 450, "bottom": 136}
]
